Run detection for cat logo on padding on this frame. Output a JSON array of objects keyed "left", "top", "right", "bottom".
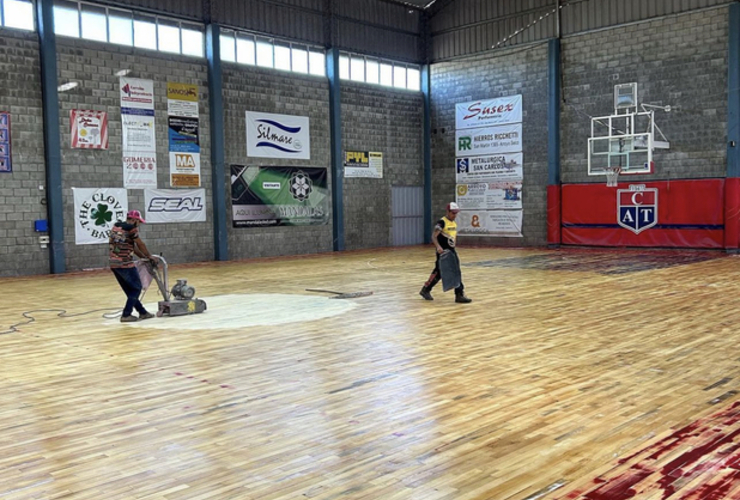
[{"left": 617, "top": 185, "right": 657, "bottom": 234}]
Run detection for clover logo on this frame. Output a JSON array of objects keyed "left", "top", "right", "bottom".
[{"left": 91, "top": 204, "right": 113, "bottom": 226}]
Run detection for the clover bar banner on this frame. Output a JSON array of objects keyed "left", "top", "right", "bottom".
[
  {"left": 230, "top": 165, "right": 328, "bottom": 227},
  {"left": 72, "top": 188, "right": 128, "bottom": 245}
]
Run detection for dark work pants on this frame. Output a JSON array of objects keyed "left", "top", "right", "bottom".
[
  {"left": 112, "top": 267, "right": 148, "bottom": 317},
  {"left": 423, "top": 250, "right": 464, "bottom": 295}
]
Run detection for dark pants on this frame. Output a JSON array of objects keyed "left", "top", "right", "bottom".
[
  {"left": 424, "top": 250, "right": 464, "bottom": 295},
  {"left": 112, "top": 267, "right": 148, "bottom": 317}
]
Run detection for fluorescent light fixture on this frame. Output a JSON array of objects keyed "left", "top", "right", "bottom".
[
  {"left": 57, "top": 82, "right": 79, "bottom": 92},
  {"left": 115, "top": 69, "right": 131, "bottom": 77}
]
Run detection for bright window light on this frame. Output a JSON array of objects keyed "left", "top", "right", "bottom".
[
  {"left": 394, "top": 66, "right": 407, "bottom": 88},
  {"left": 134, "top": 18, "right": 157, "bottom": 50},
  {"left": 4, "top": 0, "right": 34, "bottom": 31},
  {"left": 274, "top": 45, "right": 290, "bottom": 71},
  {"left": 339, "top": 55, "right": 349, "bottom": 80},
  {"left": 157, "top": 22, "right": 180, "bottom": 53},
  {"left": 291, "top": 47, "right": 308, "bottom": 74},
  {"left": 220, "top": 34, "right": 235, "bottom": 62},
  {"left": 366, "top": 60, "right": 379, "bottom": 84},
  {"left": 237, "top": 37, "right": 255, "bottom": 65},
  {"left": 407, "top": 68, "right": 421, "bottom": 91},
  {"left": 53, "top": 4, "right": 80, "bottom": 38},
  {"left": 181, "top": 27, "right": 203, "bottom": 57},
  {"left": 350, "top": 57, "right": 365, "bottom": 82},
  {"left": 256, "top": 40, "right": 273, "bottom": 68},
  {"left": 379, "top": 63, "right": 393, "bottom": 86},
  {"left": 81, "top": 5, "right": 107, "bottom": 42},
  {"left": 108, "top": 12, "right": 133, "bottom": 46},
  {"left": 309, "top": 50, "right": 325, "bottom": 76}
]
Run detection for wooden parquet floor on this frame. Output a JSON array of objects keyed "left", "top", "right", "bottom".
[{"left": 1, "top": 246, "right": 740, "bottom": 500}]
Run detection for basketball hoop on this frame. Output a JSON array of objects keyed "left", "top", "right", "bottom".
[{"left": 605, "top": 166, "right": 621, "bottom": 187}]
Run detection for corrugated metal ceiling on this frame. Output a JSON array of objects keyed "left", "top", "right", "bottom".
[{"left": 385, "top": 0, "right": 435, "bottom": 9}]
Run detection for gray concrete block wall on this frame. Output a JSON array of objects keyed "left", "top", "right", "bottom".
[
  {"left": 341, "top": 82, "right": 423, "bottom": 250},
  {"left": 222, "top": 65, "right": 333, "bottom": 259},
  {"left": 0, "top": 31, "right": 49, "bottom": 277},
  {"left": 56, "top": 38, "right": 213, "bottom": 271},
  {"left": 561, "top": 8, "right": 729, "bottom": 184},
  {"left": 430, "top": 43, "right": 550, "bottom": 247}
]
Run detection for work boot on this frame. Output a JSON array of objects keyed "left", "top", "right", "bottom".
[
  {"left": 419, "top": 287, "right": 434, "bottom": 301},
  {"left": 139, "top": 312, "right": 155, "bottom": 320},
  {"left": 455, "top": 294, "right": 472, "bottom": 304},
  {"left": 120, "top": 315, "right": 138, "bottom": 323}
]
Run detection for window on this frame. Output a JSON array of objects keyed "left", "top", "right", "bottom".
[
  {"left": 394, "top": 66, "right": 407, "bottom": 88},
  {"left": 366, "top": 59, "right": 379, "bottom": 85},
  {"left": 339, "top": 55, "right": 350, "bottom": 80},
  {"left": 237, "top": 36, "right": 255, "bottom": 65},
  {"left": 292, "top": 46, "right": 308, "bottom": 74},
  {"left": 350, "top": 56, "right": 365, "bottom": 82},
  {"left": 53, "top": 1, "right": 79, "bottom": 38},
  {"left": 379, "top": 63, "right": 393, "bottom": 87},
  {"left": 81, "top": 4, "right": 106, "bottom": 42},
  {"left": 3, "top": 0, "right": 34, "bottom": 31},
  {"left": 274, "top": 44, "right": 290, "bottom": 71},
  {"left": 108, "top": 10, "right": 133, "bottom": 46},
  {"left": 133, "top": 15, "right": 156, "bottom": 50},
  {"left": 181, "top": 26, "right": 203, "bottom": 57},
  {"left": 256, "top": 39, "right": 273, "bottom": 68},
  {"left": 157, "top": 20, "right": 180, "bottom": 54},
  {"left": 407, "top": 68, "right": 421, "bottom": 91},
  {"left": 309, "top": 50, "right": 325, "bottom": 76},
  {"left": 220, "top": 33, "right": 235, "bottom": 62}
]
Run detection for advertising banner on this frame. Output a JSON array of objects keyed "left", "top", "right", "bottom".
[
  {"left": 144, "top": 188, "right": 206, "bottom": 223},
  {"left": 123, "top": 154, "right": 157, "bottom": 189},
  {"left": 0, "top": 111, "right": 10, "bottom": 173},
  {"left": 246, "top": 112, "right": 310, "bottom": 160},
  {"left": 170, "top": 152, "right": 201, "bottom": 188},
  {"left": 166, "top": 82, "right": 198, "bottom": 118},
  {"left": 456, "top": 95, "right": 522, "bottom": 130},
  {"left": 72, "top": 188, "right": 128, "bottom": 245},
  {"left": 344, "top": 151, "right": 383, "bottom": 178},
  {"left": 231, "top": 165, "right": 328, "bottom": 227},
  {"left": 168, "top": 82, "right": 201, "bottom": 187},
  {"left": 456, "top": 182, "right": 523, "bottom": 210},
  {"left": 455, "top": 153, "right": 523, "bottom": 184},
  {"left": 456, "top": 123, "right": 522, "bottom": 156},
  {"left": 457, "top": 209, "right": 523, "bottom": 238},
  {"left": 70, "top": 110, "right": 109, "bottom": 149},
  {"left": 121, "top": 78, "right": 156, "bottom": 188},
  {"left": 120, "top": 77, "right": 155, "bottom": 112},
  {"left": 168, "top": 116, "right": 200, "bottom": 153}
]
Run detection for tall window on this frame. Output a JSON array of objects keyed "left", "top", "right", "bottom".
[
  {"left": 341, "top": 51, "right": 420, "bottom": 91},
  {"left": 2, "top": 0, "right": 34, "bottom": 30}
]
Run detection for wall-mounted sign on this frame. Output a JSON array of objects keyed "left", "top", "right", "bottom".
[
  {"left": 246, "top": 111, "right": 310, "bottom": 160},
  {"left": 0, "top": 112, "right": 10, "bottom": 173},
  {"left": 344, "top": 151, "right": 383, "bottom": 178},
  {"left": 70, "top": 110, "right": 109, "bottom": 149},
  {"left": 456, "top": 95, "right": 522, "bottom": 130}
]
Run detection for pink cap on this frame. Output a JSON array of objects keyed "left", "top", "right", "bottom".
[
  {"left": 127, "top": 209, "right": 146, "bottom": 223},
  {"left": 447, "top": 202, "right": 461, "bottom": 213}
]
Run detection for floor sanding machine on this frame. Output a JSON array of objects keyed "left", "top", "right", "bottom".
[{"left": 136, "top": 256, "right": 207, "bottom": 317}]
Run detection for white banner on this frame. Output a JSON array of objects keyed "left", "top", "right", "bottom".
[
  {"left": 457, "top": 209, "right": 523, "bottom": 237},
  {"left": 456, "top": 124, "right": 522, "bottom": 157},
  {"left": 122, "top": 115, "right": 156, "bottom": 152},
  {"left": 123, "top": 153, "right": 157, "bottom": 189},
  {"left": 246, "top": 111, "right": 310, "bottom": 160},
  {"left": 456, "top": 95, "right": 522, "bottom": 130},
  {"left": 456, "top": 153, "right": 523, "bottom": 183},
  {"left": 73, "top": 188, "right": 128, "bottom": 245},
  {"left": 169, "top": 152, "right": 201, "bottom": 188},
  {"left": 456, "top": 182, "right": 523, "bottom": 210},
  {"left": 120, "top": 78, "right": 154, "bottom": 112},
  {"left": 144, "top": 188, "right": 206, "bottom": 223}
]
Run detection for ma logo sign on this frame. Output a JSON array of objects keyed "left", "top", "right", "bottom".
[{"left": 617, "top": 185, "right": 657, "bottom": 234}]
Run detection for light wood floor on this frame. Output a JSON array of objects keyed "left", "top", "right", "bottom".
[{"left": 1, "top": 246, "right": 740, "bottom": 500}]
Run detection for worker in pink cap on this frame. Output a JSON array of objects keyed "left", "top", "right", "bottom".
[{"left": 109, "top": 210, "right": 158, "bottom": 322}]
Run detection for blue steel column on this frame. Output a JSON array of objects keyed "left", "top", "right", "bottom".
[
  {"left": 206, "top": 24, "right": 228, "bottom": 261},
  {"left": 327, "top": 47, "right": 344, "bottom": 251},
  {"left": 547, "top": 38, "right": 562, "bottom": 246},
  {"left": 728, "top": 4, "right": 740, "bottom": 178},
  {"left": 422, "top": 65, "right": 432, "bottom": 243},
  {"left": 37, "top": 0, "right": 65, "bottom": 273}
]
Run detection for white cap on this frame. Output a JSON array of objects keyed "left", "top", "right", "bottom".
[{"left": 447, "top": 202, "right": 460, "bottom": 213}]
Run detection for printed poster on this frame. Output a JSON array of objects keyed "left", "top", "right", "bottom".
[
  {"left": 144, "top": 188, "right": 206, "bottom": 223},
  {"left": 246, "top": 111, "right": 310, "bottom": 160},
  {"left": 455, "top": 153, "right": 523, "bottom": 184},
  {"left": 120, "top": 77, "right": 155, "bottom": 112},
  {"left": 457, "top": 210, "right": 523, "bottom": 238},
  {"left": 72, "top": 188, "right": 128, "bottom": 245},
  {"left": 456, "top": 123, "right": 522, "bottom": 156},
  {"left": 166, "top": 82, "right": 198, "bottom": 118},
  {"left": 168, "top": 116, "right": 200, "bottom": 153},
  {"left": 120, "top": 78, "right": 156, "bottom": 188},
  {"left": 456, "top": 95, "right": 522, "bottom": 130},
  {"left": 344, "top": 151, "right": 383, "bottom": 179},
  {"left": 123, "top": 154, "right": 157, "bottom": 189},
  {"left": 231, "top": 165, "right": 328, "bottom": 227},
  {"left": 456, "top": 182, "right": 523, "bottom": 210},
  {"left": 70, "top": 110, "right": 109, "bottom": 149},
  {"left": 122, "top": 115, "right": 156, "bottom": 152},
  {"left": 0, "top": 112, "right": 10, "bottom": 173},
  {"left": 170, "top": 152, "right": 201, "bottom": 188}
]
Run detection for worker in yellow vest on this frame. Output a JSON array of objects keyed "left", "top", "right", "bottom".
[{"left": 420, "top": 202, "right": 472, "bottom": 303}]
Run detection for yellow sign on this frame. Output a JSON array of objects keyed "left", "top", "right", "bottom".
[
  {"left": 344, "top": 151, "right": 369, "bottom": 164},
  {"left": 167, "top": 82, "right": 198, "bottom": 102}
]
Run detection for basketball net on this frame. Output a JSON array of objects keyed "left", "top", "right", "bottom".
[{"left": 605, "top": 166, "right": 621, "bottom": 187}]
